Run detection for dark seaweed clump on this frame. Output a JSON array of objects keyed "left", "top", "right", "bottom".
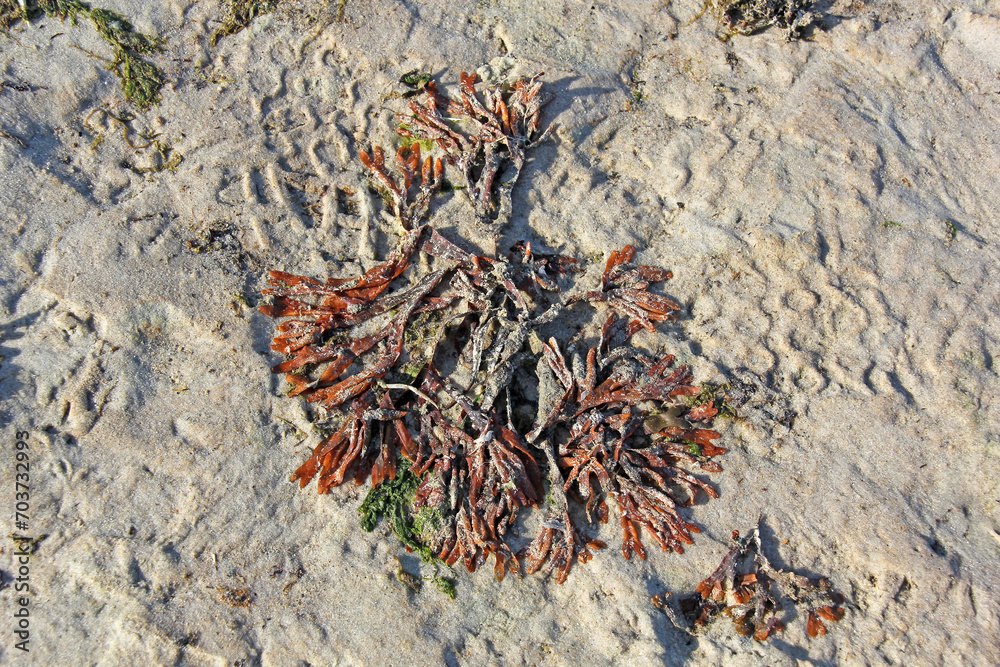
[
  {"left": 653, "top": 521, "right": 846, "bottom": 640},
  {"left": 710, "top": 0, "right": 817, "bottom": 40},
  {"left": 211, "top": 0, "right": 280, "bottom": 46}
]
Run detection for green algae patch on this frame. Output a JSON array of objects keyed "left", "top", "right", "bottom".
[
  {"left": 358, "top": 460, "right": 456, "bottom": 599},
  {"left": 1, "top": 1, "right": 165, "bottom": 110}
]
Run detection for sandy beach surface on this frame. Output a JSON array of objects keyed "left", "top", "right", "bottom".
[{"left": 2, "top": 1, "right": 999, "bottom": 664}]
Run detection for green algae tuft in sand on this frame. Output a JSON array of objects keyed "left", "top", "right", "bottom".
[{"left": 1, "top": 0, "right": 165, "bottom": 109}]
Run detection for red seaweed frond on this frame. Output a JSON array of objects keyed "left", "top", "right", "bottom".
[
  {"left": 260, "top": 228, "right": 439, "bottom": 414},
  {"left": 289, "top": 390, "right": 407, "bottom": 492},
  {"left": 405, "top": 368, "right": 545, "bottom": 581},
  {"left": 519, "top": 250, "right": 724, "bottom": 573},
  {"left": 575, "top": 244, "right": 682, "bottom": 332},
  {"left": 262, "top": 222, "right": 567, "bottom": 516},
  {"left": 360, "top": 144, "right": 444, "bottom": 230}
]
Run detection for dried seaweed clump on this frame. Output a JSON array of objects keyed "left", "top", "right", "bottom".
[
  {"left": 707, "top": 0, "right": 817, "bottom": 40},
  {"left": 262, "top": 234, "right": 728, "bottom": 583},
  {"left": 523, "top": 247, "right": 727, "bottom": 581},
  {"left": 396, "top": 71, "right": 554, "bottom": 225},
  {"left": 1, "top": 1, "right": 165, "bottom": 109},
  {"left": 260, "top": 73, "right": 730, "bottom": 586},
  {"left": 663, "top": 522, "right": 846, "bottom": 640},
  {"left": 211, "top": 0, "right": 280, "bottom": 46}
]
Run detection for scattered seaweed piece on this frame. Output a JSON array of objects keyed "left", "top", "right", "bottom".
[
  {"left": 687, "top": 382, "right": 739, "bottom": 422},
  {"left": 706, "top": 0, "right": 817, "bottom": 40},
  {"left": 82, "top": 107, "right": 187, "bottom": 174},
  {"left": 943, "top": 219, "right": 958, "bottom": 247},
  {"left": 2, "top": 1, "right": 165, "bottom": 109},
  {"left": 400, "top": 69, "right": 434, "bottom": 96},
  {"left": 217, "top": 586, "right": 253, "bottom": 608},
  {"left": 673, "top": 521, "right": 846, "bottom": 640},
  {"left": 124, "top": 139, "right": 183, "bottom": 174},
  {"left": 397, "top": 72, "right": 554, "bottom": 225},
  {"left": 394, "top": 557, "right": 422, "bottom": 593},
  {"left": 0, "top": 127, "right": 27, "bottom": 147},
  {"left": 0, "top": 80, "right": 38, "bottom": 93},
  {"left": 211, "top": 0, "right": 280, "bottom": 46},
  {"left": 434, "top": 575, "right": 457, "bottom": 599}
]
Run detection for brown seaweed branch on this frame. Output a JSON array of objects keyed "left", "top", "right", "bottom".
[
  {"left": 571, "top": 244, "right": 682, "bottom": 332},
  {"left": 410, "top": 386, "right": 544, "bottom": 580},
  {"left": 524, "top": 319, "right": 725, "bottom": 580}
]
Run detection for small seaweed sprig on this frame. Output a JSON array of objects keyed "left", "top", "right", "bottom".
[
  {"left": 669, "top": 521, "right": 846, "bottom": 640},
  {"left": 397, "top": 72, "right": 554, "bottom": 225},
  {"left": 571, "top": 245, "right": 682, "bottom": 331},
  {"left": 360, "top": 144, "right": 444, "bottom": 230}
]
